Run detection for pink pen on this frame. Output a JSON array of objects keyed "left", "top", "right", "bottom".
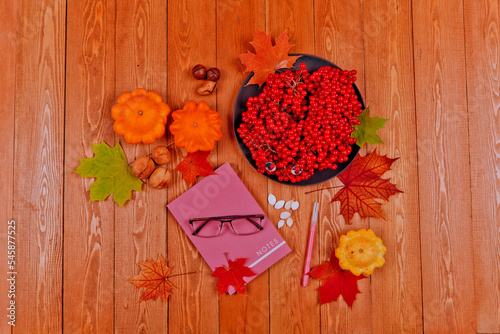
[{"left": 302, "top": 202, "right": 320, "bottom": 287}]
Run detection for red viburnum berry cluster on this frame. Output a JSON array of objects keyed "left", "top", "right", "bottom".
[{"left": 237, "top": 63, "right": 363, "bottom": 183}]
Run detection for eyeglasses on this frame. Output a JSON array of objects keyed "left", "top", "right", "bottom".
[{"left": 189, "top": 214, "right": 264, "bottom": 237}]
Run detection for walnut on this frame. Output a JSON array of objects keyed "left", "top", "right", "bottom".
[
  {"left": 132, "top": 156, "right": 155, "bottom": 179},
  {"left": 149, "top": 168, "right": 172, "bottom": 189},
  {"left": 152, "top": 146, "right": 171, "bottom": 165}
]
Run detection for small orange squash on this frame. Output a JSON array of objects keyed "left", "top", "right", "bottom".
[
  {"left": 335, "top": 229, "right": 386, "bottom": 276},
  {"left": 112, "top": 89, "right": 170, "bottom": 144},
  {"left": 169, "top": 101, "right": 223, "bottom": 152}
]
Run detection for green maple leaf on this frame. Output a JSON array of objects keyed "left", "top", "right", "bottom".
[
  {"left": 351, "top": 107, "right": 388, "bottom": 148},
  {"left": 74, "top": 142, "right": 143, "bottom": 207}
]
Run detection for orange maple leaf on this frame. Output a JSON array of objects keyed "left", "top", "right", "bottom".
[
  {"left": 175, "top": 150, "right": 216, "bottom": 185},
  {"left": 128, "top": 254, "right": 175, "bottom": 303},
  {"left": 237, "top": 30, "right": 301, "bottom": 87},
  {"left": 333, "top": 150, "right": 402, "bottom": 224}
]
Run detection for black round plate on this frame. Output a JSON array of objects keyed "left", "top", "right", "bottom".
[{"left": 232, "top": 53, "right": 364, "bottom": 186}]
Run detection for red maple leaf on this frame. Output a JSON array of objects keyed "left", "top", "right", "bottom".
[
  {"left": 308, "top": 253, "right": 366, "bottom": 307},
  {"left": 175, "top": 150, "right": 216, "bottom": 185},
  {"left": 212, "top": 258, "right": 256, "bottom": 295},
  {"left": 332, "top": 150, "right": 402, "bottom": 224},
  {"left": 128, "top": 254, "right": 175, "bottom": 303},
  {"left": 237, "top": 30, "right": 301, "bottom": 87}
]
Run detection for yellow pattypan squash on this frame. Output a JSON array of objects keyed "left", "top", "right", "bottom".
[
  {"left": 169, "top": 101, "right": 223, "bottom": 153},
  {"left": 112, "top": 88, "right": 170, "bottom": 144},
  {"left": 335, "top": 229, "right": 386, "bottom": 276}
]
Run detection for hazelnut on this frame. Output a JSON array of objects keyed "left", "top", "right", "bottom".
[
  {"left": 149, "top": 167, "right": 172, "bottom": 189},
  {"left": 197, "top": 80, "right": 217, "bottom": 95},
  {"left": 132, "top": 156, "right": 155, "bottom": 179},
  {"left": 206, "top": 67, "right": 220, "bottom": 82},
  {"left": 152, "top": 146, "right": 171, "bottom": 165},
  {"left": 192, "top": 64, "right": 207, "bottom": 80}
]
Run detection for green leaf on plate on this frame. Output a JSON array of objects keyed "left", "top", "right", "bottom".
[
  {"left": 351, "top": 107, "right": 388, "bottom": 148},
  {"left": 74, "top": 142, "right": 143, "bottom": 207}
]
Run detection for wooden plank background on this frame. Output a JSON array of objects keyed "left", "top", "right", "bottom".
[
  {"left": 1, "top": 0, "right": 499, "bottom": 333},
  {"left": 0, "top": 1, "right": 17, "bottom": 334}
]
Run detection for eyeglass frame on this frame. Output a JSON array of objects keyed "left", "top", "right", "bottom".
[{"left": 189, "top": 214, "right": 265, "bottom": 237}]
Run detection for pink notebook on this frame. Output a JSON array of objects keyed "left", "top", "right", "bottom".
[{"left": 167, "top": 163, "right": 291, "bottom": 291}]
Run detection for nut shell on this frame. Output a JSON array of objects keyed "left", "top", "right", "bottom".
[
  {"left": 206, "top": 67, "right": 220, "bottom": 81},
  {"left": 149, "top": 167, "right": 172, "bottom": 189},
  {"left": 152, "top": 146, "right": 171, "bottom": 165},
  {"left": 132, "top": 156, "right": 155, "bottom": 179},
  {"left": 197, "top": 80, "right": 217, "bottom": 95},
  {"left": 192, "top": 64, "right": 207, "bottom": 80}
]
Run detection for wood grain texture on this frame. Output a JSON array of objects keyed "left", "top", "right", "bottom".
[
  {"left": 113, "top": 1, "right": 168, "bottom": 333},
  {"left": 166, "top": 0, "right": 219, "bottom": 333},
  {"left": 463, "top": 0, "right": 500, "bottom": 332},
  {"left": 267, "top": 2, "right": 321, "bottom": 334},
  {"left": 362, "top": 0, "right": 423, "bottom": 333},
  {"left": 412, "top": 0, "right": 476, "bottom": 332},
  {"left": 13, "top": 0, "right": 66, "bottom": 333},
  {"left": 314, "top": 1, "right": 372, "bottom": 333},
  {"left": 64, "top": 0, "right": 115, "bottom": 332},
  {"left": 216, "top": 1, "right": 268, "bottom": 333},
  {"left": 0, "top": 1, "right": 17, "bottom": 333}
]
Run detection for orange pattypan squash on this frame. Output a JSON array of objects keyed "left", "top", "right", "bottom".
[
  {"left": 112, "top": 88, "right": 170, "bottom": 144},
  {"left": 169, "top": 101, "right": 223, "bottom": 152},
  {"left": 335, "top": 229, "right": 386, "bottom": 276}
]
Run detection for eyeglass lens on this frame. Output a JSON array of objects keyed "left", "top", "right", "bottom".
[
  {"left": 230, "top": 217, "right": 262, "bottom": 235},
  {"left": 191, "top": 220, "right": 222, "bottom": 237}
]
